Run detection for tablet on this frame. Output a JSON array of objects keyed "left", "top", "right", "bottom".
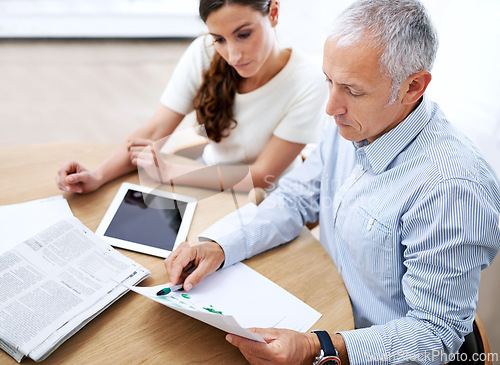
[{"left": 96, "top": 182, "right": 197, "bottom": 258}]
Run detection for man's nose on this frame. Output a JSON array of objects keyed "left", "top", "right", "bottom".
[{"left": 325, "top": 87, "right": 347, "bottom": 116}]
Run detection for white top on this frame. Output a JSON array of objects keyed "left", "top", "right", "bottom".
[{"left": 160, "top": 35, "right": 328, "bottom": 170}]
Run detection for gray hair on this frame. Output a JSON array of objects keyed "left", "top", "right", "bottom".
[{"left": 330, "top": 0, "right": 438, "bottom": 104}]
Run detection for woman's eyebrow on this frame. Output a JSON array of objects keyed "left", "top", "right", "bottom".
[
  {"left": 209, "top": 23, "right": 252, "bottom": 38},
  {"left": 231, "top": 23, "right": 252, "bottom": 34}
]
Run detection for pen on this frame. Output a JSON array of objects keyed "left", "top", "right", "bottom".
[{"left": 156, "top": 284, "right": 183, "bottom": 296}]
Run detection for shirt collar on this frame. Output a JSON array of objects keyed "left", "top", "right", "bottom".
[{"left": 360, "top": 95, "right": 433, "bottom": 174}]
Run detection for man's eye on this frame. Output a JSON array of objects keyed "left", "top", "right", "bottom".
[{"left": 348, "top": 89, "right": 363, "bottom": 97}]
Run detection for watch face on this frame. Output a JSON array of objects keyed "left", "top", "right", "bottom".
[{"left": 319, "top": 356, "right": 341, "bottom": 365}]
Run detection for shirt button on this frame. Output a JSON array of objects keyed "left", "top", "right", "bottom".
[
  {"left": 366, "top": 218, "right": 375, "bottom": 231},
  {"left": 357, "top": 164, "right": 364, "bottom": 171}
]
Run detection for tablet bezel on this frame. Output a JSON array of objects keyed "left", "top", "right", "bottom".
[{"left": 96, "top": 182, "right": 197, "bottom": 258}]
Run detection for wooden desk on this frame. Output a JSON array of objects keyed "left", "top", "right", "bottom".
[{"left": 0, "top": 143, "right": 353, "bottom": 365}]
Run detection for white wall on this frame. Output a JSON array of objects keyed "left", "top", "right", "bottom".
[{"left": 0, "top": 0, "right": 206, "bottom": 38}]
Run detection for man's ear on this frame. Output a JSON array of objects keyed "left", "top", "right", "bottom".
[
  {"left": 269, "top": 0, "right": 279, "bottom": 27},
  {"left": 401, "top": 71, "right": 432, "bottom": 105}
]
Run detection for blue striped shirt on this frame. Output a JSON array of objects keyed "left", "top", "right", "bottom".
[{"left": 200, "top": 96, "right": 500, "bottom": 364}]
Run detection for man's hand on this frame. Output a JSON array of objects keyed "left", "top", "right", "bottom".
[
  {"left": 226, "top": 328, "right": 320, "bottom": 365},
  {"left": 164, "top": 241, "right": 225, "bottom": 291}
]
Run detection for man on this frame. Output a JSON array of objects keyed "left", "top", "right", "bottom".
[{"left": 165, "top": 0, "right": 500, "bottom": 364}]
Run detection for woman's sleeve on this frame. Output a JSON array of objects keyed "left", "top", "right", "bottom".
[
  {"left": 160, "top": 35, "right": 213, "bottom": 115},
  {"left": 273, "top": 57, "right": 329, "bottom": 145}
]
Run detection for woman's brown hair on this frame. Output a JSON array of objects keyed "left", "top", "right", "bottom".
[{"left": 193, "top": 0, "right": 272, "bottom": 143}]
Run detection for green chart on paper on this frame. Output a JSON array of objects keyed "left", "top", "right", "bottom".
[{"left": 157, "top": 292, "right": 224, "bottom": 315}]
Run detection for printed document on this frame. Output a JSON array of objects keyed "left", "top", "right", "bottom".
[
  {"left": 127, "top": 262, "right": 321, "bottom": 342},
  {"left": 0, "top": 195, "right": 73, "bottom": 254},
  {"left": 0, "top": 217, "right": 150, "bottom": 362}
]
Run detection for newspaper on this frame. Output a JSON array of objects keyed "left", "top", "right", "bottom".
[{"left": 0, "top": 217, "right": 150, "bottom": 362}]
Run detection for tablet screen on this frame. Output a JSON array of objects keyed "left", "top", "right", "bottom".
[{"left": 104, "top": 189, "right": 188, "bottom": 252}]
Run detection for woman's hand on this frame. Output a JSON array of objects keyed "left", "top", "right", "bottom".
[
  {"left": 55, "top": 160, "right": 102, "bottom": 194},
  {"left": 164, "top": 241, "right": 225, "bottom": 291},
  {"left": 130, "top": 138, "right": 198, "bottom": 184},
  {"left": 127, "top": 138, "right": 154, "bottom": 166},
  {"left": 128, "top": 138, "right": 175, "bottom": 183}
]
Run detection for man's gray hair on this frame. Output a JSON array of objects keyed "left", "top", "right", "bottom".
[{"left": 330, "top": 0, "right": 438, "bottom": 103}]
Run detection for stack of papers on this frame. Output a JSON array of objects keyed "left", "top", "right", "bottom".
[
  {"left": 0, "top": 198, "right": 150, "bottom": 362},
  {"left": 0, "top": 195, "right": 73, "bottom": 254}
]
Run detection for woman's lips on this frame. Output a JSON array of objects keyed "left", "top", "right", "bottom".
[{"left": 234, "top": 61, "right": 251, "bottom": 69}]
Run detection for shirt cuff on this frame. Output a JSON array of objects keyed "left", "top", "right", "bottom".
[
  {"left": 339, "top": 327, "right": 388, "bottom": 365},
  {"left": 198, "top": 203, "right": 258, "bottom": 268}
]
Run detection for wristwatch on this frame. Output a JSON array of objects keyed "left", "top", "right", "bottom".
[{"left": 312, "top": 330, "right": 341, "bottom": 365}]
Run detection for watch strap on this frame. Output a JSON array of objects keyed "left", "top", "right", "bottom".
[{"left": 313, "top": 330, "right": 338, "bottom": 357}]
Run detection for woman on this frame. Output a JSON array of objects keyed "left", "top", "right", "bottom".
[{"left": 56, "top": 0, "right": 327, "bottom": 194}]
